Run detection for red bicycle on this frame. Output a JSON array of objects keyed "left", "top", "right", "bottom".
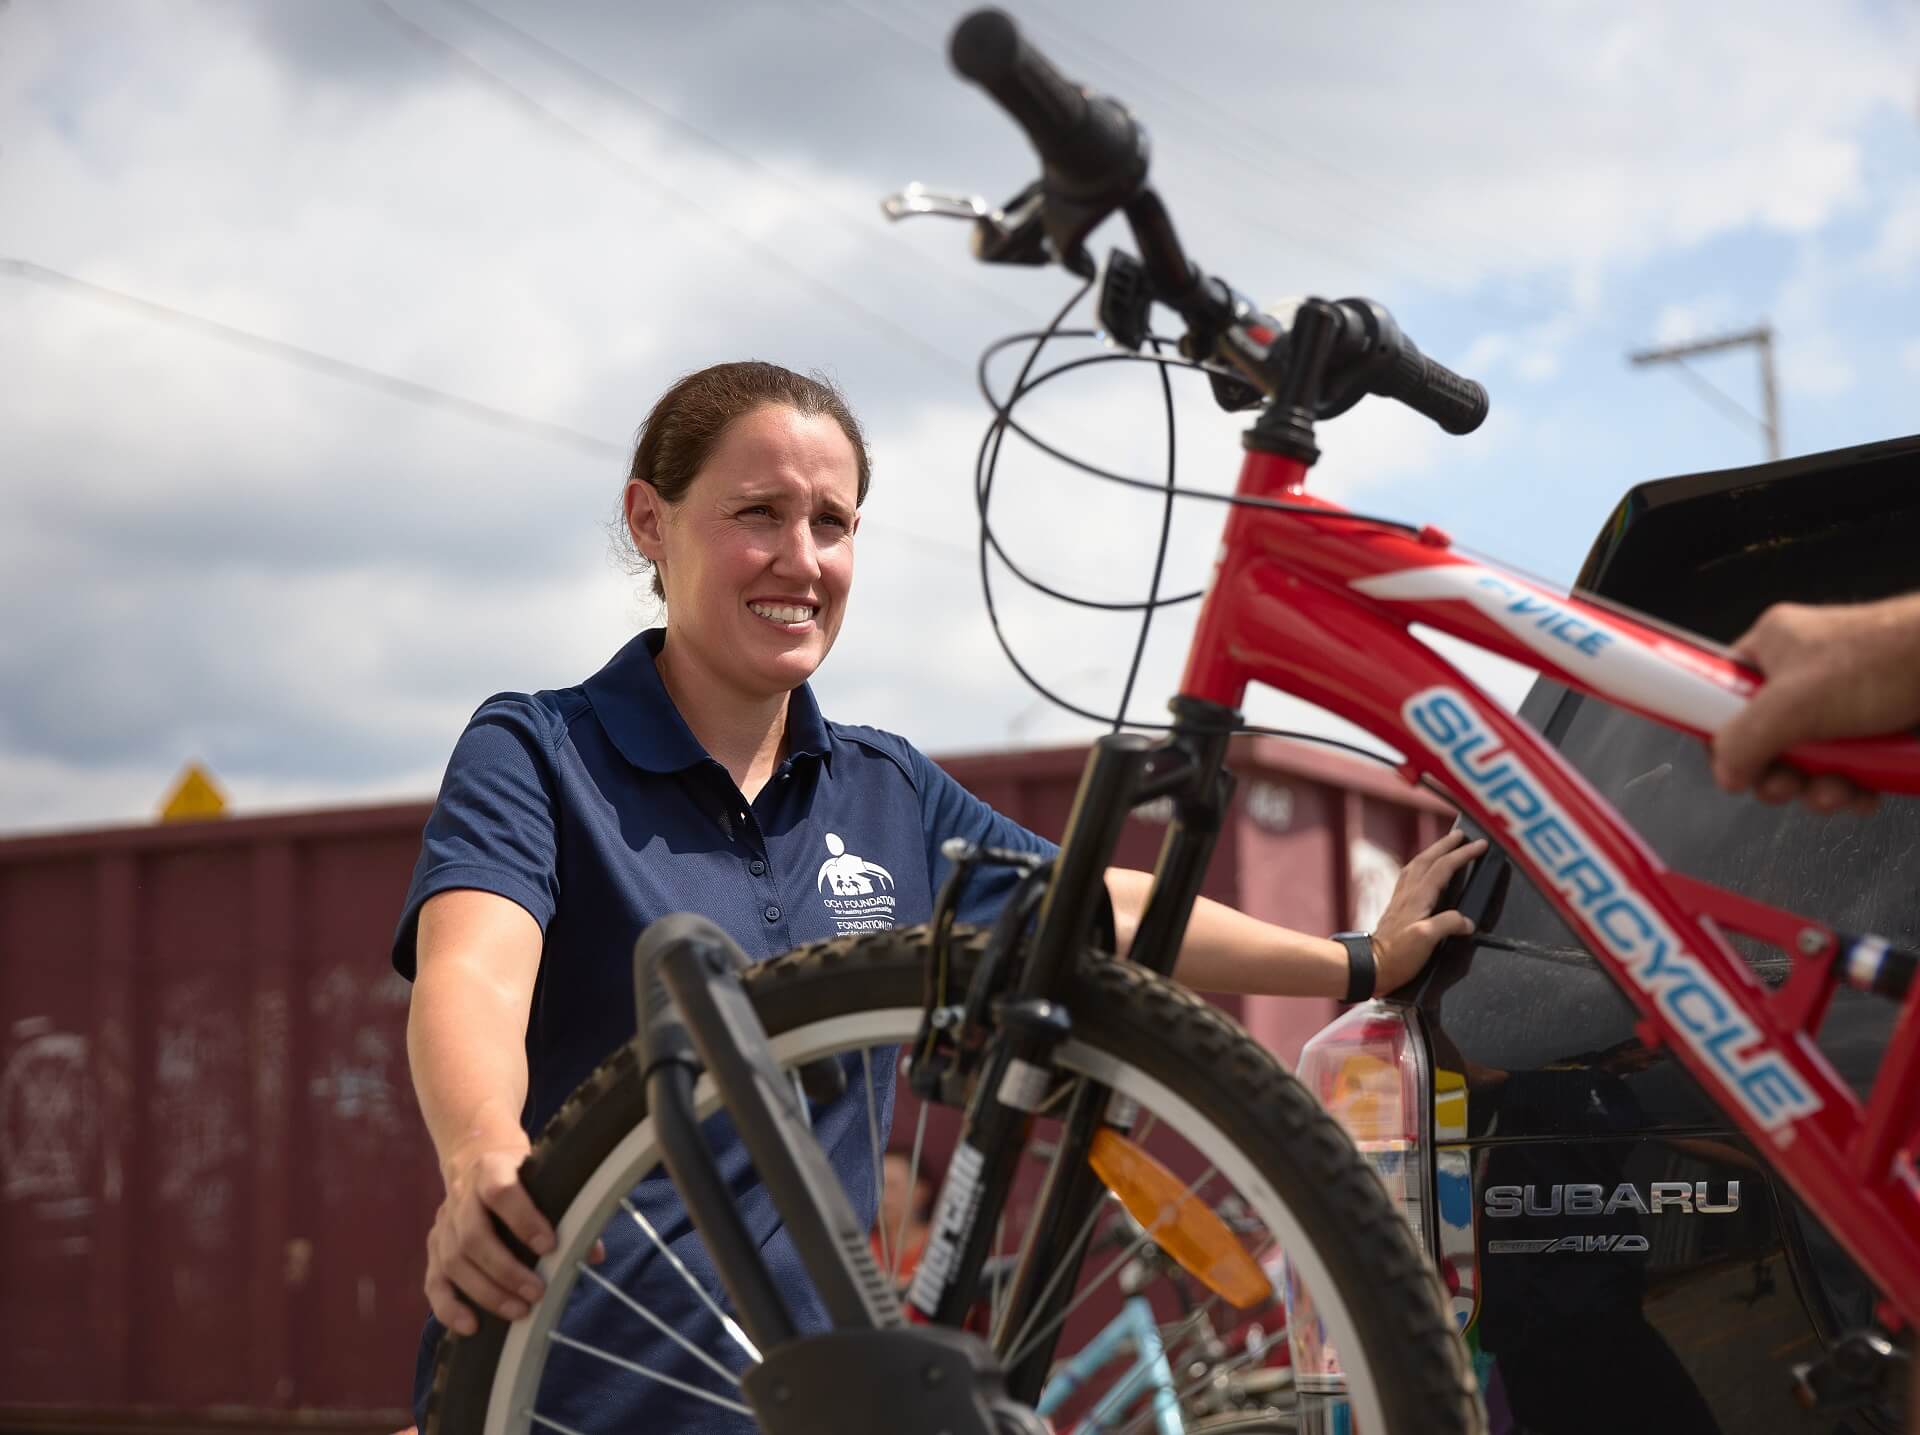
[
  {"left": 915, "top": 3, "right": 1920, "bottom": 1420},
  {"left": 429, "top": 11, "right": 1917, "bottom": 1433}
]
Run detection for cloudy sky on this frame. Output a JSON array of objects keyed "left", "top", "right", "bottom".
[{"left": 3, "top": 0, "right": 1917, "bottom": 835}]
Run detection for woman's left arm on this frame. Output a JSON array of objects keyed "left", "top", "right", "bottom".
[{"left": 1105, "top": 830, "right": 1487, "bottom": 999}]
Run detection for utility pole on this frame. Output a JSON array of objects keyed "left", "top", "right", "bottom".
[{"left": 1628, "top": 324, "right": 1781, "bottom": 461}]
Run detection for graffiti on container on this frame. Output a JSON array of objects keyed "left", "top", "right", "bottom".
[
  {"left": 153, "top": 987, "right": 248, "bottom": 1249},
  {"left": 1349, "top": 836, "right": 1404, "bottom": 932},
  {"left": 0, "top": 1023, "right": 97, "bottom": 1206},
  {"left": 308, "top": 965, "right": 409, "bottom": 1137},
  {"left": 1246, "top": 780, "right": 1296, "bottom": 833},
  {"left": 309, "top": 1026, "right": 403, "bottom": 1134}
]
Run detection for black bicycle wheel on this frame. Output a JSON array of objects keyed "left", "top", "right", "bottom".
[{"left": 427, "top": 924, "right": 1481, "bottom": 1434}]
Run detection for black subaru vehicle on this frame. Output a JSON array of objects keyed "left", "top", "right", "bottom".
[{"left": 1296, "top": 433, "right": 1920, "bottom": 1434}]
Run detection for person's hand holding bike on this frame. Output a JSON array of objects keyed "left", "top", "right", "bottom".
[
  {"left": 426, "top": 1130, "right": 604, "bottom": 1337},
  {"left": 1713, "top": 593, "right": 1920, "bottom": 812},
  {"left": 1369, "top": 830, "right": 1487, "bottom": 994}
]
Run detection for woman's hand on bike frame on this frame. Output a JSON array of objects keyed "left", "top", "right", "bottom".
[
  {"left": 427, "top": 1138, "right": 547, "bottom": 1335},
  {"left": 426, "top": 1138, "right": 609, "bottom": 1336},
  {"left": 1712, "top": 592, "right": 1920, "bottom": 813},
  {"left": 1371, "top": 830, "right": 1488, "bottom": 995}
]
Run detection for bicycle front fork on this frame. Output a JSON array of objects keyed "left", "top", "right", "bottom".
[{"left": 909, "top": 701, "right": 1241, "bottom": 1403}]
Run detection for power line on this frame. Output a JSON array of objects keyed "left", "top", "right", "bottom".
[
  {"left": 1, "top": 256, "right": 988, "bottom": 566},
  {"left": 807, "top": 0, "right": 1417, "bottom": 278},
  {"left": 436, "top": 0, "right": 1034, "bottom": 326},
  {"left": 2, "top": 256, "right": 621, "bottom": 458},
  {"left": 864, "top": 0, "right": 1543, "bottom": 294},
  {"left": 822, "top": 0, "right": 1596, "bottom": 347},
  {"left": 361, "top": 0, "right": 974, "bottom": 381},
  {"left": 1628, "top": 325, "right": 1781, "bottom": 459},
  {"left": 1013, "top": 0, "right": 1558, "bottom": 276},
  {"left": 1668, "top": 360, "right": 1774, "bottom": 443}
]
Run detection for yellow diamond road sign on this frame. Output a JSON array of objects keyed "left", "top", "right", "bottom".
[{"left": 160, "top": 762, "right": 227, "bottom": 822}]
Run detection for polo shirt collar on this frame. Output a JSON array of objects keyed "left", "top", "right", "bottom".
[{"left": 583, "top": 628, "right": 833, "bottom": 774}]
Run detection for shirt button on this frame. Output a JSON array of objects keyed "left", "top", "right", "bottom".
[
  {"left": 764, "top": 904, "right": 781, "bottom": 922},
  {"left": 749, "top": 859, "right": 766, "bottom": 876}
]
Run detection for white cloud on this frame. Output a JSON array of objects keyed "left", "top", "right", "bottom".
[
  {"left": 2, "top": 0, "right": 1917, "bottom": 834},
  {"left": 1652, "top": 298, "right": 1740, "bottom": 347},
  {"left": 1862, "top": 183, "right": 1920, "bottom": 281}
]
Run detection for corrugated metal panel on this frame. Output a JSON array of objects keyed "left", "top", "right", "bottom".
[
  {"left": 0, "top": 808, "right": 431, "bottom": 1423},
  {"left": 0, "top": 739, "right": 1445, "bottom": 1422}
]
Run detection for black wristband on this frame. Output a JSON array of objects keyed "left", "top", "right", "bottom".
[{"left": 1333, "top": 931, "right": 1376, "bottom": 1004}]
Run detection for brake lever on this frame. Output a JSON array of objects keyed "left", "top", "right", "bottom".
[
  {"left": 881, "top": 181, "right": 993, "bottom": 222},
  {"left": 881, "top": 179, "right": 1062, "bottom": 269}
]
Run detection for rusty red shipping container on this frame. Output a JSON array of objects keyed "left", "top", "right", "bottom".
[{"left": 0, "top": 737, "right": 1444, "bottom": 1426}]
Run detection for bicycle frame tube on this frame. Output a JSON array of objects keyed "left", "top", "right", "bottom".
[
  {"left": 1034, "top": 1295, "right": 1182, "bottom": 1435},
  {"left": 1178, "top": 445, "right": 1920, "bottom": 1326}
]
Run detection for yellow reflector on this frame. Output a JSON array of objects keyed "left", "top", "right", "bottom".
[{"left": 1087, "top": 1128, "right": 1273, "bottom": 1310}]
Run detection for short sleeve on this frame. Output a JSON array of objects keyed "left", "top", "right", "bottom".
[
  {"left": 391, "top": 696, "right": 562, "bottom": 979},
  {"left": 908, "top": 746, "right": 1058, "bottom": 927}
]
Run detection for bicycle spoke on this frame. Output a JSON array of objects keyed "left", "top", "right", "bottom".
[
  {"left": 546, "top": 1331, "right": 754, "bottom": 1417},
  {"left": 1110, "top": 1339, "right": 1279, "bottom": 1435},
  {"left": 990, "top": 1208, "right": 1008, "bottom": 1336},
  {"left": 526, "top": 1411, "right": 592, "bottom": 1435},
  {"left": 1156, "top": 1234, "right": 1279, "bottom": 1374},
  {"left": 578, "top": 1265, "right": 744, "bottom": 1388},
  {"left": 891, "top": 1098, "right": 930, "bottom": 1286},
  {"left": 862, "top": 1046, "right": 890, "bottom": 1275},
  {"left": 1005, "top": 1164, "right": 1220, "bottom": 1371},
  {"left": 992, "top": 1177, "right": 1107, "bottom": 1355},
  {"left": 620, "top": 1198, "right": 761, "bottom": 1363}
]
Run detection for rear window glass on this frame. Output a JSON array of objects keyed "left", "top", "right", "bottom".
[
  {"left": 1481, "top": 695, "right": 1920, "bottom": 980},
  {"left": 1481, "top": 438, "right": 1920, "bottom": 972}
]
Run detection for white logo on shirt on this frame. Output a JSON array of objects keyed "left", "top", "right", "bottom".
[{"left": 817, "top": 832, "right": 896, "bottom": 932}]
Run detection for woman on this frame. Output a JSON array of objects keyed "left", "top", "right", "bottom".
[{"left": 395, "top": 360, "right": 1484, "bottom": 1430}]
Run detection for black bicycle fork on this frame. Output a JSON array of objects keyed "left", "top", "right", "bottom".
[
  {"left": 908, "top": 698, "right": 1241, "bottom": 1403},
  {"left": 634, "top": 913, "right": 1041, "bottom": 1435},
  {"left": 629, "top": 697, "right": 1239, "bottom": 1428}
]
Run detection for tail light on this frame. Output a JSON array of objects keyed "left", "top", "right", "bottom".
[
  {"left": 1286, "top": 1002, "right": 1435, "bottom": 1409},
  {"left": 1297, "top": 1002, "right": 1432, "bottom": 1246}
]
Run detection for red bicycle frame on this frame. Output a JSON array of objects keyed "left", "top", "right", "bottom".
[{"left": 1180, "top": 445, "right": 1920, "bottom": 1328}]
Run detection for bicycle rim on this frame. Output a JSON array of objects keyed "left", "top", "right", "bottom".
[{"left": 430, "top": 932, "right": 1480, "bottom": 1435}]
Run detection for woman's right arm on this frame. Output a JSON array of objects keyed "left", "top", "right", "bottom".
[{"left": 408, "top": 888, "right": 554, "bottom": 1336}]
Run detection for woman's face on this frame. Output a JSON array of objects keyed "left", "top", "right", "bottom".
[{"left": 628, "top": 403, "right": 861, "bottom": 702}]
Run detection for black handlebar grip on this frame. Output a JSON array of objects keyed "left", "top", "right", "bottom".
[
  {"left": 1377, "top": 339, "right": 1489, "bottom": 435},
  {"left": 950, "top": 8, "right": 1145, "bottom": 202}
]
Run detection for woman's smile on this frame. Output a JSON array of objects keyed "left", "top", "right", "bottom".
[{"left": 746, "top": 599, "right": 820, "bottom": 630}]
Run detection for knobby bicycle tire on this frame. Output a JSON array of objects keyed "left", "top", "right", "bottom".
[{"left": 427, "top": 924, "right": 1482, "bottom": 1435}]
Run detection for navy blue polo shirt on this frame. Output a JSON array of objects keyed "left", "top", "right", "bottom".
[{"left": 393, "top": 628, "right": 1052, "bottom": 1431}]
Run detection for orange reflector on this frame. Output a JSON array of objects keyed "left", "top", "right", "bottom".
[{"left": 1087, "top": 1128, "right": 1273, "bottom": 1310}]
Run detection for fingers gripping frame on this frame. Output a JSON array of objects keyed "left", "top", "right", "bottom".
[{"left": 1177, "top": 445, "right": 1920, "bottom": 1329}]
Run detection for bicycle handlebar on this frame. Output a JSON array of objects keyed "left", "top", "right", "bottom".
[
  {"left": 1332, "top": 299, "right": 1490, "bottom": 436},
  {"left": 949, "top": 9, "right": 1146, "bottom": 209},
  {"left": 1381, "top": 336, "right": 1490, "bottom": 435},
  {"left": 947, "top": 7, "right": 1489, "bottom": 437}
]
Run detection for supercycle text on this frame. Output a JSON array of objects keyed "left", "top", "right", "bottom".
[{"left": 1405, "top": 687, "right": 1821, "bottom": 1134}]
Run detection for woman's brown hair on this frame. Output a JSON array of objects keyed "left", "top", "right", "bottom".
[{"left": 618, "top": 361, "right": 871, "bottom": 598}]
